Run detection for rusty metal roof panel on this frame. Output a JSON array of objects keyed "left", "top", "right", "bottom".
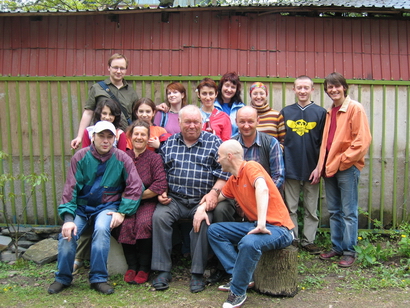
[{"left": 1, "top": 0, "right": 410, "bottom": 14}]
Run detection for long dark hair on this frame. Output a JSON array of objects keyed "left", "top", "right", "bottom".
[
  {"left": 131, "top": 97, "right": 157, "bottom": 122},
  {"left": 93, "top": 98, "right": 121, "bottom": 128},
  {"left": 216, "top": 72, "right": 242, "bottom": 105}
]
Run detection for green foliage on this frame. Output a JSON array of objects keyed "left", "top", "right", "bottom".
[
  {"left": 315, "top": 229, "right": 332, "bottom": 248},
  {"left": 300, "top": 274, "right": 326, "bottom": 289},
  {"left": 354, "top": 240, "right": 394, "bottom": 268},
  {"left": 355, "top": 210, "right": 410, "bottom": 265},
  {"left": 0, "top": 151, "right": 48, "bottom": 259},
  {"left": 1, "top": 0, "right": 138, "bottom": 12},
  {"left": 398, "top": 235, "right": 410, "bottom": 257},
  {"left": 298, "top": 229, "right": 410, "bottom": 292}
]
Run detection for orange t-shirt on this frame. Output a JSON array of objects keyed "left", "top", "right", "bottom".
[
  {"left": 126, "top": 125, "right": 169, "bottom": 151},
  {"left": 222, "top": 161, "right": 294, "bottom": 229}
]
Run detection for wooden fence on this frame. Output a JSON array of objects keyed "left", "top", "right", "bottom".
[{"left": 0, "top": 76, "right": 409, "bottom": 229}]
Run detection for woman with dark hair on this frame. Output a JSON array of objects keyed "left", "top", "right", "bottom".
[
  {"left": 81, "top": 98, "right": 127, "bottom": 151},
  {"left": 214, "top": 72, "right": 245, "bottom": 136},
  {"left": 197, "top": 78, "right": 231, "bottom": 141},
  {"left": 154, "top": 82, "right": 187, "bottom": 135},
  {"left": 127, "top": 98, "right": 169, "bottom": 151},
  {"left": 115, "top": 119, "right": 168, "bottom": 284}
]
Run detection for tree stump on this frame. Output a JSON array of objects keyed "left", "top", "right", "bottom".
[{"left": 254, "top": 245, "right": 298, "bottom": 297}]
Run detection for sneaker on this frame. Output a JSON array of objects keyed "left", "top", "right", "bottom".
[
  {"left": 90, "top": 282, "right": 114, "bottom": 295},
  {"left": 338, "top": 255, "right": 355, "bottom": 268},
  {"left": 124, "top": 269, "right": 137, "bottom": 284},
  {"left": 134, "top": 270, "right": 150, "bottom": 284},
  {"left": 222, "top": 291, "right": 247, "bottom": 308},
  {"left": 48, "top": 281, "right": 69, "bottom": 294},
  {"left": 218, "top": 278, "right": 254, "bottom": 292},
  {"left": 302, "top": 243, "right": 322, "bottom": 255},
  {"left": 319, "top": 250, "right": 342, "bottom": 260}
]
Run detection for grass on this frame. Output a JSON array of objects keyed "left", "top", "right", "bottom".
[
  {"left": 297, "top": 228, "right": 410, "bottom": 292},
  {"left": 1, "top": 228, "right": 410, "bottom": 307}
]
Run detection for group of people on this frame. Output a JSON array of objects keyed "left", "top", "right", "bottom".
[{"left": 48, "top": 53, "right": 372, "bottom": 308}]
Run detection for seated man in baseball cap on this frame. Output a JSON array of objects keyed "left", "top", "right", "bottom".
[{"left": 48, "top": 121, "right": 143, "bottom": 295}]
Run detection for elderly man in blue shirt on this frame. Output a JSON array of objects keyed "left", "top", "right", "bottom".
[{"left": 151, "top": 105, "right": 230, "bottom": 294}]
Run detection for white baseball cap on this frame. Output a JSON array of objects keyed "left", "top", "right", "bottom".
[{"left": 93, "top": 121, "right": 116, "bottom": 135}]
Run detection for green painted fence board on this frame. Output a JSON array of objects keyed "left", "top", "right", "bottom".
[{"left": 0, "top": 76, "right": 409, "bottom": 229}]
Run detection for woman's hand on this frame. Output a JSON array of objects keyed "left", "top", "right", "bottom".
[{"left": 156, "top": 103, "right": 169, "bottom": 113}]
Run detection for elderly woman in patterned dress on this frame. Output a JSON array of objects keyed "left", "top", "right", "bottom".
[{"left": 115, "top": 119, "right": 167, "bottom": 284}]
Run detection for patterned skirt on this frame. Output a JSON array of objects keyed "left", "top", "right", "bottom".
[{"left": 114, "top": 200, "right": 156, "bottom": 245}]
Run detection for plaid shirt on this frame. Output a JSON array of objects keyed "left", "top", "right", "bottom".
[
  {"left": 235, "top": 131, "right": 285, "bottom": 189},
  {"left": 160, "top": 131, "right": 230, "bottom": 198}
]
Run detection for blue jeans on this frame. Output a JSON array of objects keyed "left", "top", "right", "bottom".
[
  {"left": 208, "top": 222, "right": 293, "bottom": 296},
  {"left": 324, "top": 165, "right": 360, "bottom": 256},
  {"left": 55, "top": 209, "right": 114, "bottom": 285}
]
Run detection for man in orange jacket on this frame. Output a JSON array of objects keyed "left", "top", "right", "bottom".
[{"left": 312, "top": 72, "right": 371, "bottom": 268}]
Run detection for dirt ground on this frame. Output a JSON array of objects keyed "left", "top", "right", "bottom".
[
  {"left": 2, "top": 264, "right": 409, "bottom": 308},
  {"left": 1, "top": 247, "right": 409, "bottom": 308}
]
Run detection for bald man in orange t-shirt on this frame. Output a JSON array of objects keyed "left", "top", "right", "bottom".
[{"left": 205, "top": 140, "right": 294, "bottom": 308}]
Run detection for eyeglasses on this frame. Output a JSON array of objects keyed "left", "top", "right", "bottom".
[{"left": 110, "top": 66, "right": 127, "bottom": 71}]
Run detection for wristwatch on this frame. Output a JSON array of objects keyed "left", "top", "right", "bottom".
[{"left": 211, "top": 187, "right": 221, "bottom": 195}]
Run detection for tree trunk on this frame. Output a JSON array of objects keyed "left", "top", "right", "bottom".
[{"left": 254, "top": 245, "right": 299, "bottom": 297}]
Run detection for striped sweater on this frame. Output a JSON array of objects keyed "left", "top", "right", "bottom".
[{"left": 252, "top": 103, "right": 285, "bottom": 145}]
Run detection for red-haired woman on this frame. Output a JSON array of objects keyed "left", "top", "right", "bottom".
[{"left": 154, "top": 82, "right": 187, "bottom": 135}]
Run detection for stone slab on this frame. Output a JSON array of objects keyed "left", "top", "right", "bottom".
[
  {"left": 33, "top": 226, "right": 61, "bottom": 234},
  {"left": 22, "top": 238, "right": 58, "bottom": 265},
  {"left": 0, "top": 250, "right": 17, "bottom": 262},
  {"left": 107, "top": 236, "right": 127, "bottom": 276},
  {"left": 22, "top": 232, "right": 42, "bottom": 241},
  {"left": 17, "top": 240, "right": 36, "bottom": 248},
  {"left": 0, "top": 235, "right": 12, "bottom": 246},
  {"left": 1, "top": 227, "right": 32, "bottom": 237}
]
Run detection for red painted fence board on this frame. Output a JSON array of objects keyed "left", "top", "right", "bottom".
[{"left": 0, "top": 12, "right": 409, "bottom": 80}]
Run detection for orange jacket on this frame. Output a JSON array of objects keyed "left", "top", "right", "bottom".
[{"left": 317, "top": 96, "right": 372, "bottom": 177}]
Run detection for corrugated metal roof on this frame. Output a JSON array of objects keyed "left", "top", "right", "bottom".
[
  {"left": 288, "top": 0, "right": 410, "bottom": 9},
  {"left": 1, "top": 0, "right": 410, "bottom": 14}
]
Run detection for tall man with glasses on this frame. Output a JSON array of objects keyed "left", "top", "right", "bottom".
[{"left": 71, "top": 53, "right": 139, "bottom": 149}]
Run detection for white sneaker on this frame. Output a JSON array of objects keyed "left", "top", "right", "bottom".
[
  {"left": 222, "top": 291, "right": 247, "bottom": 308},
  {"left": 218, "top": 278, "right": 254, "bottom": 292}
]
